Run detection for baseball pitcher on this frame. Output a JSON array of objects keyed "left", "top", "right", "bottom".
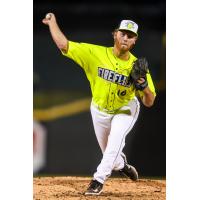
[{"left": 42, "top": 13, "right": 156, "bottom": 196}]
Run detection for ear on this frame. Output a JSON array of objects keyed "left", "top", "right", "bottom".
[{"left": 113, "top": 31, "right": 117, "bottom": 41}]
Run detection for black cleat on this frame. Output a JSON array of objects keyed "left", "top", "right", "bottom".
[
  {"left": 119, "top": 163, "right": 138, "bottom": 181},
  {"left": 84, "top": 179, "right": 103, "bottom": 196},
  {"left": 119, "top": 153, "right": 138, "bottom": 181}
]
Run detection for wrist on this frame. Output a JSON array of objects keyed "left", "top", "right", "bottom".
[
  {"left": 48, "top": 17, "right": 57, "bottom": 26},
  {"left": 142, "top": 86, "right": 151, "bottom": 94}
]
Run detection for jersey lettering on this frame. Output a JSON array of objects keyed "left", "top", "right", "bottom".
[
  {"left": 103, "top": 69, "right": 109, "bottom": 80},
  {"left": 108, "top": 71, "right": 114, "bottom": 81},
  {"left": 118, "top": 74, "right": 125, "bottom": 85},
  {"left": 98, "top": 68, "right": 104, "bottom": 77},
  {"left": 113, "top": 73, "right": 120, "bottom": 83},
  {"left": 98, "top": 67, "right": 131, "bottom": 87}
]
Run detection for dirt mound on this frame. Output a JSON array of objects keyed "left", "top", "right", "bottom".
[{"left": 33, "top": 176, "right": 166, "bottom": 200}]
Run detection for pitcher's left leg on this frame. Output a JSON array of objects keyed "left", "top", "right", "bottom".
[
  {"left": 113, "top": 98, "right": 140, "bottom": 171},
  {"left": 93, "top": 111, "right": 138, "bottom": 183}
]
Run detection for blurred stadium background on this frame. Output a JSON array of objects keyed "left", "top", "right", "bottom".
[{"left": 33, "top": 0, "right": 166, "bottom": 177}]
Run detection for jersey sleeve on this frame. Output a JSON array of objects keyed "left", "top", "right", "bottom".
[
  {"left": 137, "top": 72, "right": 156, "bottom": 98},
  {"left": 61, "top": 41, "right": 92, "bottom": 71}
]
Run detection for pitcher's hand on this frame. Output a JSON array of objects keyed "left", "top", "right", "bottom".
[{"left": 42, "top": 13, "right": 56, "bottom": 26}]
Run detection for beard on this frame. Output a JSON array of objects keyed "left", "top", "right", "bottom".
[
  {"left": 120, "top": 44, "right": 129, "bottom": 51},
  {"left": 117, "top": 43, "right": 132, "bottom": 53},
  {"left": 115, "top": 39, "right": 131, "bottom": 51}
]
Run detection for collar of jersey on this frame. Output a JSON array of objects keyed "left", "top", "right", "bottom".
[{"left": 108, "top": 47, "right": 133, "bottom": 69}]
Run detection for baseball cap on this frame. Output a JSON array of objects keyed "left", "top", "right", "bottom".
[{"left": 118, "top": 20, "right": 138, "bottom": 36}]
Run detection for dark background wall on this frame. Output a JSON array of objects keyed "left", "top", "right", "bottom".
[{"left": 33, "top": 0, "right": 166, "bottom": 177}]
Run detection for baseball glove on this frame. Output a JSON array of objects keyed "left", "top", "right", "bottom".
[{"left": 130, "top": 57, "right": 149, "bottom": 91}]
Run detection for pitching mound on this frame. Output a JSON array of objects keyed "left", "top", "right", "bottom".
[{"left": 33, "top": 176, "right": 166, "bottom": 200}]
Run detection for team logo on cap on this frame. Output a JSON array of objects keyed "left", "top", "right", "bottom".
[{"left": 127, "top": 22, "right": 134, "bottom": 29}]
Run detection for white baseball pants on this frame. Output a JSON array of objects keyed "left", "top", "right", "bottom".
[{"left": 90, "top": 97, "right": 140, "bottom": 184}]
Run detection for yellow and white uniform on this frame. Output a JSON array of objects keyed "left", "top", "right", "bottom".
[
  {"left": 62, "top": 41, "right": 156, "bottom": 113},
  {"left": 62, "top": 41, "right": 156, "bottom": 184}
]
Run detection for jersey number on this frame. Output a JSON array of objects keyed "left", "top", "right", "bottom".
[{"left": 117, "top": 89, "right": 126, "bottom": 96}]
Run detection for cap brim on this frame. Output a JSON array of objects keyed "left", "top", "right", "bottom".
[{"left": 118, "top": 28, "right": 138, "bottom": 36}]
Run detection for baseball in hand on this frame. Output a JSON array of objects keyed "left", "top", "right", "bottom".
[{"left": 45, "top": 13, "right": 51, "bottom": 20}]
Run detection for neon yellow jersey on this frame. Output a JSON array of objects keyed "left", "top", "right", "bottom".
[{"left": 62, "top": 41, "right": 156, "bottom": 113}]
